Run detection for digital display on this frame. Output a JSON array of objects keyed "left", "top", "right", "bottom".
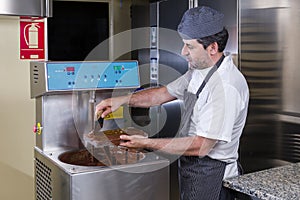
[
  {"left": 66, "top": 67, "right": 75, "bottom": 72},
  {"left": 113, "top": 65, "right": 123, "bottom": 71}
]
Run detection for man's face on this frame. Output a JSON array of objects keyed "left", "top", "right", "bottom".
[{"left": 181, "top": 39, "right": 213, "bottom": 70}]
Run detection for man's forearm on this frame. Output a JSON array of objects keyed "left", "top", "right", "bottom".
[
  {"left": 128, "top": 86, "right": 175, "bottom": 108},
  {"left": 143, "top": 136, "right": 216, "bottom": 156}
]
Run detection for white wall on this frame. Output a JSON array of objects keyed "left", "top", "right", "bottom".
[
  {"left": 0, "top": 16, "right": 35, "bottom": 199},
  {"left": 0, "top": 1, "right": 132, "bottom": 199}
]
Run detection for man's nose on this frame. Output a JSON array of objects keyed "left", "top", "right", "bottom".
[{"left": 181, "top": 45, "right": 188, "bottom": 56}]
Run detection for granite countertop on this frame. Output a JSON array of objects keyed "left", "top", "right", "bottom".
[{"left": 223, "top": 162, "right": 300, "bottom": 200}]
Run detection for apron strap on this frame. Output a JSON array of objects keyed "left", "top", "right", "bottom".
[{"left": 196, "top": 54, "right": 225, "bottom": 98}]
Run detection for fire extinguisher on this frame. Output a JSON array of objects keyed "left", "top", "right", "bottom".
[{"left": 24, "top": 23, "right": 40, "bottom": 49}]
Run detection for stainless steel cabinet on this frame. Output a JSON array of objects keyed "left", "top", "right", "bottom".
[{"left": 0, "top": 0, "right": 51, "bottom": 17}]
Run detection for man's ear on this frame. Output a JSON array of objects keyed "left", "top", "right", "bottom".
[{"left": 208, "top": 42, "right": 219, "bottom": 54}]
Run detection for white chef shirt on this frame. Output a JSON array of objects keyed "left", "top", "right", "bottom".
[{"left": 166, "top": 53, "right": 249, "bottom": 179}]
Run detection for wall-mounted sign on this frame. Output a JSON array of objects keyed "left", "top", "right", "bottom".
[{"left": 20, "top": 17, "right": 45, "bottom": 60}]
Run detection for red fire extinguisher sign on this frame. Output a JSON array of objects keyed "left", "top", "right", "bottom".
[{"left": 20, "top": 17, "right": 45, "bottom": 60}]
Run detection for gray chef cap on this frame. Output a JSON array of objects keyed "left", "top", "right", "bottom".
[{"left": 178, "top": 6, "right": 224, "bottom": 40}]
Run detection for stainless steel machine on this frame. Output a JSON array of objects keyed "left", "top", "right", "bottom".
[{"left": 30, "top": 60, "right": 169, "bottom": 200}]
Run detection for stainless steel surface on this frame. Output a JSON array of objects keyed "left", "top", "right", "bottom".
[
  {"left": 239, "top": 0, "right": 300, "bottom": 172},
  {"left": 280, "top": 1, "right": 300, "bottom": 115},
  {"left": 35, "top": 94, "right": 82, "bottom": 151},
  {"left": 35, "top": 90, "right": 132, "bottom": 152},
  {"left": 30, "top": 62, "right": 47, "bottom": 99},
  {"left": 35, "top": 147, "right": 169, "bottom": 200},
  {"left": 0, "top": 0, "right": 52, "bottom": 17},
  {"left": 31, "top": 60, "right": 169, "bottom": 199}
]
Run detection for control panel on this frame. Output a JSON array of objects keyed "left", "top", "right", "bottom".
[
  {"left": 47, "top": 61, "right": 140, "bottom": 90},
  {"left": 30, "top": 61, "right": 140, "bottom": 97}
]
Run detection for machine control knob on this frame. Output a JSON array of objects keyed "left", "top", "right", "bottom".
[{"left": 33, "top": 122, "right": 42, "bottom": 135}]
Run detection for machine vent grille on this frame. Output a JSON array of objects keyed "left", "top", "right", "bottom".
[
  {"left": 33, "top": 65, "right": 39, "bottom": 84},
  {"left": 35, "top": 158, "right": 53, "bottom": 200},
  {"left": 282, "top": 122, "right": 300, "bottom": 162}
]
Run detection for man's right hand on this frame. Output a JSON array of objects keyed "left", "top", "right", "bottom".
[{"left": 95, "top": 95, "right": 130, "bottom": 118}]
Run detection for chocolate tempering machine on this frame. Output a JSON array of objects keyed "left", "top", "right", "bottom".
[{"left": 30, "top": 61, "right": 169, "bottom": 200}]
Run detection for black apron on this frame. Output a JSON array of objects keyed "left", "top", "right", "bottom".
[{"left": 178, "top": 55, "right": 226, "bottom": 200}]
